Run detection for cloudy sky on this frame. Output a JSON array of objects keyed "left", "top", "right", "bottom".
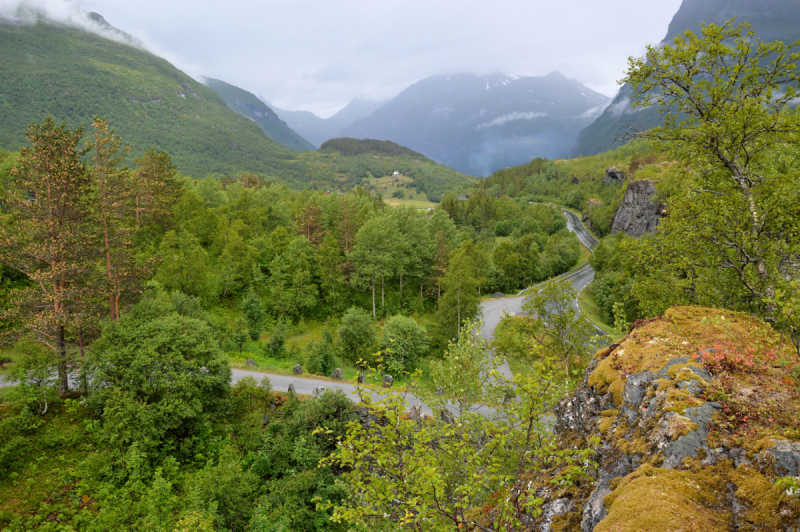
[{"left": 4, "top": 0, "right": 683, "bottom": 117}]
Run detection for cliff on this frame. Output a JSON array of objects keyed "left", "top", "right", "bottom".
[
  {"left": 611, "top": 180, "right": 663, "bottom": 238},
  {"left": 526, "top": 306, "right": 800, "bottom": 531}
]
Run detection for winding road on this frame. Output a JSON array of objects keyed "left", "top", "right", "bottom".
[{"left": 1, "top": 209, "right": 604, "bottom": 416}]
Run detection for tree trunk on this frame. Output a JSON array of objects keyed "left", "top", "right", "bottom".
[
  {"left": 57, "top": 325, "right": 69, "bottom": 395},
  {"left": 420, "top": 280, "right": 424, "bottom": 300},
  {"left": 372, "top": 278, "right": 377, "bottom": 320},
  {"left": 381, "top": 275, "right": 385, "bottom": 313}
]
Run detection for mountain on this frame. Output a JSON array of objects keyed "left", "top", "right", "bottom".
[
  {"left": 572, "top": 0, "right": 800, "bottom": 157},
  {"left": 270, "top": 96, "right": 384, "bottom": 148},
  {"left": 0, "top": 16, "right": 301, "bottom": 178},
  {"left": 338, "top": 72, "right": 610, "bottom": 177},
  {"left": 203, "top": 77, "right": 315, "bottom": 152}
]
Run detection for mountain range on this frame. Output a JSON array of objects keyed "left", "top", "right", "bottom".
[
  {"left": 202, "top": 77, "right": 315, "bottom": 152},
  {"left": 269, "top": 96, "right": 384, "bottom": 148},
  {"left": 572, "top": 0, "right": 800, "bottom": 156},
  {"left": 339, "top": 72, "right": 610, "bottom": 177}
]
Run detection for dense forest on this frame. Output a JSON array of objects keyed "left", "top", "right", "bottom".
[{"left": 0, "top": 114, "right": 586, "bottom": 530}]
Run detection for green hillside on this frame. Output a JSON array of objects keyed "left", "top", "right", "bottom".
[
  {"left": 0, "top": 20, "right": 298, "bottom": 177},
  {"left": 0, "top": 22, "right": 470, "bottom": 197},
  {"left": 203, "top": 77, "right": 316, "bottom": 152}
]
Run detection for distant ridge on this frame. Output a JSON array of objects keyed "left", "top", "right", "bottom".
[
  {"left": 572, "top": 0, "right": 800, "bottom": 157},
  {"left": 203, "top": 77, "right": 315, "bottom": 152},
  {"left": 271, "top": 96, "right": 384, "bottom": 148},
  {"left": 320, "top": 138, "right": 426, "bottom": 158}
]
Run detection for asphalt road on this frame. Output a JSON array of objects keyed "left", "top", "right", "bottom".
[{"left": 1, "top": 208, "right": 605, "bottom": 416}]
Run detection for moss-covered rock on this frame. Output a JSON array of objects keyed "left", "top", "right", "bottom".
[{"left": 528, "top": 306, "right": 800, "bottom": 531}]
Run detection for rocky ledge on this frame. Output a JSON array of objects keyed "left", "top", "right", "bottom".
[{"left": 527, "top": 306, "right": 800, "bottom": 531}]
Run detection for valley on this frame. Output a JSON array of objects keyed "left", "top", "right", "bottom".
[{"left": 0, "top": 0, "right": 799, "bottom": 531}]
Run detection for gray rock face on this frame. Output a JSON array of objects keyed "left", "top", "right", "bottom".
[
  {"left": 603, "top": 167, "right": 625, "bottom": 186},
  {"left": 331, "top": 368, "right": 343, "bottom": 380},
  {"left": 757, "top": 440, "right": 800, "bottom": 477},
  {"left": 292, "top": 364, "right": 303, "bottom": 375},
  {"left": 582, "top": 454, "right": 633, "bottom": 532},
  {"left": 611, "top": 180, "right": 663, "bottom": 238},
  {"left": 246, "top": 358, "right": 258, "bottom": 367},
  {"left": 554, "top": 386, "right": 600, "bottom": 434},
  {"left": 312, "top": 385, "right": 326, "bottom": 398},
  {"left": 538, "top": 498, "right": 575, "bottom": 531}
]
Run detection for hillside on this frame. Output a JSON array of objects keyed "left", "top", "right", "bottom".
[
  {"left": 340, "top": 72, "right": 610, "bottom": 177},
  {"left": 0, "top": 18, "right": 303, "bottom": 178},
  {"left": 203, "top": 77, "right": 315, "bottom": 152},
  {"left": 271, "top": 96, "right": 384, "bottom": 148},
  {"left": 573, "top": 0, "right": 800, "bottom": 156}
]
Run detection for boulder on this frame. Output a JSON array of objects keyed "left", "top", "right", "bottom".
[
  {"left": 757, "top": 440, "right": 800, "bottom": 477},
  {"left": 539, "top": 498, "right": 575, "bottom": 531},
  {"left": 571, "top": 175, "right": 580, "bottom": 185},
  {"left": 357, "top": 372, "right": 366, "bottom": 384},
  {"left": 331, "top": 368, "right": 343, "bottom": 380},
  {"left": 288, "top": 383, "right": 296, "bottom": 395},
  {"left": 603, "top": 167, "right": 625, "bottom": 186},
  {"left": 611, "top": 179, "right": 663, "bottom": 238},
  {"left": 383, "top": 374, "right": 393, "bottom": 388},
  {"left": 246, "top": 358, "right": 258, "bottom": 367},
  {"left": 292, "top": 364, "right": 303, "bottom": 375},
  {"left": 312, "top": 385, "right": 326, "bottom": 398}
]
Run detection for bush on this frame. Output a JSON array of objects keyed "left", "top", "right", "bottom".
[
  {"left": 380, "top": 315, "right": 430, "bottom": 373},
  {"left": 263, "top": 329, "right": 287, "bottom": 359},
  {"left": 337, "top": 307, "right": 376, "bottom": 363}
]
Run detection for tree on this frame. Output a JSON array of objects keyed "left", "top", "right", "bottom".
[
  {"left": 496, "top": 278, "right": 596, "bottom": 380},
  {"left": 337, "top": 306, "right": 376, "bottom": 363},
  {"left": 90, "top": 118, "right": 159, "bottom": 322},
  {"left": 241, "top": 289, "right": 263, "bottom": 340},
  {"left": 436, "top": 245, "right": 481, "bottom": 343},
  {"left": 322, "top": 320, "right": 594, "bottom": 531},
  {"left": 267, "top": 236, "right": 318, "bottom": 319},
  {"left": 349, "top": 213, "right": 400, "bottom": 319},
  {"left": 0, "top": 118, "right": 93, "bottom": 394},
  {"left": 316, "top": 234, "right": 347, "bottom": 311},
  {"left": 87, "top": 297, "right": 231, "bottom": 461},
  {"left": 380, "top": 315, "right": 429, "bottom": 373},
  {"left": 622, "top": 21, "right": 800, "bottom": 320},
  {"left": 157, "top": 230, "right": 215, "bottom": 299}
]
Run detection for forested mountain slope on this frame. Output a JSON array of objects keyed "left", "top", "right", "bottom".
[
  {"left": 203, "top": 77, "right": 316, "bottom": 152},
  {"left": 0, "top": 19, "right": 300, "bottom": 177},
  {"left": 572, "top": 0, "right": 800, "bottom": 156}
]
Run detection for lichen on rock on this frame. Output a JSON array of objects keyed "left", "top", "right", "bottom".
[{"left": 524, "top": 306, "right": 800, "bottom": 531}]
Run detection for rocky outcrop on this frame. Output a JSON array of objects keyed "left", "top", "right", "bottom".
[
  {"left": 524, "top": 306, "right": 800, "bottom": 531},
  {"left": 603, "top": 167, "right": 625, "bottom": 186},
  {"left": 611, "top": 180, "right": 664, "bottom": 238}
]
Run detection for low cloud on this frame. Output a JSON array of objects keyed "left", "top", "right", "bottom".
[
  {"left": 0, "top": 0, "right": 144, "bottom": 48},
  {"left": 577, "top": 105, "right": 607, "bottom": 120},
  {"left": 475, "top": 111, "right": 547, "bottom": 130}
]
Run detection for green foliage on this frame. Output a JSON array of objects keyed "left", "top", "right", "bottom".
[
  {"left": 263, "top": 328, "right": 288, "bottom": 359},
  {"left": 241, "top": 290, "right": 264, "bottom": 340},
  {"left": 322, "top": 321, "right": 595, "bottom": 531},
  {"left": 621, "top": 21, "right": 800, "bottom": 322},
  {"left": 306, "top": 328, "right": 337, "bottom": 376},
  {"left": 380, "top": 315, "right": 429, "bottom": 373},
  {"left": 86, "top": 298, "right": 231, "bottom": 464},
  {"left": 337, "top": 306, "right": 376, "bottom": 363}
]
